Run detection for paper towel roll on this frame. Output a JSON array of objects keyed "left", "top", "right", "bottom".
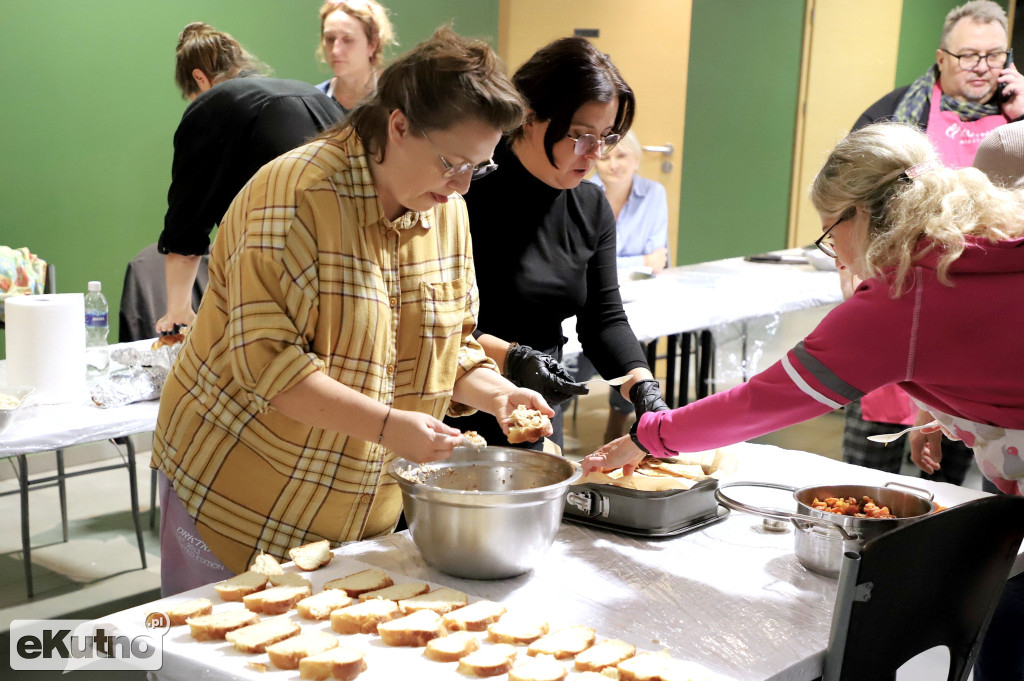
[{"left": 5, "top": 293, "right": 87, "bottom": 404}]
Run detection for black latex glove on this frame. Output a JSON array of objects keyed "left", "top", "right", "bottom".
[
  {"left": 503, "top": 344, "right": 590, "bottom": 407},
  {"left": 630, "top": 379, "right": 669, "bottom": 419}
]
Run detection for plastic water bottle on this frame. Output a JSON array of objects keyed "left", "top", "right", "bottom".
[{"left": 85, "top": 280, "right": 109, "bottom": 376}]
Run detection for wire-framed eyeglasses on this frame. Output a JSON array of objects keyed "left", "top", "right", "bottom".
[
  {"left": 815, "top": 214, "right": 847, "bottom": 258},
  {"left": 566, "top": 132, "right": 621, "bottom": 156},
  {"left": 422, "top": 132, "right": 498, "bottom": 180},
  {"left": 940, "top": 48, "right": 1010, "bottom": 70}
]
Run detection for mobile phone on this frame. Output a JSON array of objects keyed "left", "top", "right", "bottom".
[{"left": 996, "top": 48, "right": 1014, "bottom": 102}]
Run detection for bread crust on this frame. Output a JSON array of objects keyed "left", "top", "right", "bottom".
[
  {"left": 457, "top": 644, "right": 518, "bottom": 677},
  {"left": 244, "top": 584, "right": 313, "bottom": 615},
  {"left": 289, "top": 540, "right": 334, "bottom": 571},
  {"left": 323, "top": 569, "right": 394, "bottom": 597},
  {"left": 330, "top": 599, "right": 401, "bottom": 635},
  {"left": 358, "top": 581, "right": 430, "bottom": 602},
  {"left": 443, "top": 600, "right": 506, "bottom": 632},
  {"left": 266, "top": 631, "right": 339, "bottom": 671},
  {"left": 487, "top": 615, "right": 550, "bottom": 644},
  {"left": 164, "top": 598, "right": 212, "bottom": 626},
  {"left": 377, "top": 610, "right": 447, "bottom": 647},
  {"left": 298, "top": 645, "right": 367, "bottom": 681},
  {"left": 297, "top": 590, "right": 354, "bottom": 620},
  {"left": 152, "top": 333, "right": 184, "bottom": 349},
  {"left": 424, "top": 631, "right": 481, "bottom": 662},
  {"left": 186, "top": 609, "right": 260, "bottom": 641},
  {"left": 225, "top": 616, "right": 301, "bottom": 653},
  {"left": 507, "top": 405, "right": 550, "bottom": 444},
  {"left": 214, "top": 571, "right": 269, "bottom": 602},
  {"left": 398, "top": 587, "right": 468, "bottom": 615}
]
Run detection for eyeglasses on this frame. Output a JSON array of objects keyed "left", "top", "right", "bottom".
[
  {"left": 421, "top": 132, "right": 498, "bottom": 181},
  {"left": 940, "top": 48, "right": 1010, "bottom": 70},
  {"left": 815, "top": 213, "right": 848, "bottom": 258},
  {"left": 566, "top": 132, "right": 621, "bottom": 156}
]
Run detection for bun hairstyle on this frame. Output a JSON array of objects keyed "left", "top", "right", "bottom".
[
  {"left": 317, "top": 0, "right": 397, "bottom": 68},
  {"left": 810, "top": 122, "right": 1024, "bottom": 293},
  {"left": 509, "top": 37, "right": 635, "bottom": 167},
  {"left": 341, "top": 26, "right": 526, "bottom": 161},
  {"left": 174, "top": 22, "right": 269, "bottom": 99}
]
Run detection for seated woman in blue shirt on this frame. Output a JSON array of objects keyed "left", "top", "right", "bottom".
[{"left": 569, "top": 131, "right": 671, "bottom": 440}]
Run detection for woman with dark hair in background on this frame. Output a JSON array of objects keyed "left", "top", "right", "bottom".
[
  {"left": 152, "top": 27, "right": 541, "bottom": 595},
  {"left": 447, "top": 37, "right": 668, "bottom": 450},
  {"left": 157, "top": 22, "right": 343, "bottom": 334},
  {"left": 315, "top": 0, "right": 397, "bottom": 114}
]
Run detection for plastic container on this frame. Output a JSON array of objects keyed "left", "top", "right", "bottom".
[{"left": 85, "top": 280, "right": 109, "bottom": 376}]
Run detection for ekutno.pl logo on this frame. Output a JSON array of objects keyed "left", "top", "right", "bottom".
[{"left": 11, "top": 613, "right": 170, "bottom": 672}]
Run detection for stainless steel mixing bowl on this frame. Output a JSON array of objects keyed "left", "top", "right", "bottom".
[{"left": 387, "top": 446, "right": 581, "bottom": 580}]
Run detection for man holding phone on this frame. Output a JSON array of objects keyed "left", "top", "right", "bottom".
[{"left": 844, "top": 0, "right": 1024, "bottom": 488}]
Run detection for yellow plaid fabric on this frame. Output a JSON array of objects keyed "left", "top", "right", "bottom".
[{"left": 152, "top": 129, "right": 496, "bottom": 573}]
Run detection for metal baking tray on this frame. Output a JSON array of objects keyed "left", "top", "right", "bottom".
[{"left": 562, "top": 476, "right": 725, "bottom": 537}]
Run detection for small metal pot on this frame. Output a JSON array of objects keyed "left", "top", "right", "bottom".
[{"left": 715, "top": 481, "right": 934, "bottom": 578}]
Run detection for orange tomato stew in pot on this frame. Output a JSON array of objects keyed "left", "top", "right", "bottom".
[{"left": 811, "top": 495, "right": 895, "bottom": 519}]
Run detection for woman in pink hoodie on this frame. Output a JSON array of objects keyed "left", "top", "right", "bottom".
[{"left": 583, "top": 121, "right": 1024, "bottom": 680}]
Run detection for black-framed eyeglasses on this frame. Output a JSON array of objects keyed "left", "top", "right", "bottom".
[
  {"left": 815, "top": 214, "right": 847, "bottom": 258},
  {"left": 422, "top": 132, "right": 498, "bottom": 180},
  {"left": 566, "top": 132, "right": 621, "bottom": 156},
  {"left": 940, "top": 48, "right": 1010, "bottom": 70}
]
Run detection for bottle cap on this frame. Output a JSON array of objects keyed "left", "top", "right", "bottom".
[{"left": 88, "top": 281, "right": 101, "bottom": 292}]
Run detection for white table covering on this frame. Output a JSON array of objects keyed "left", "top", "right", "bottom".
[
  {"left": 93, "top": 443, "right": 1004, "bottom": 681},
  {"left": 0, "top": 339, "right": 160, "bottom": 456}
]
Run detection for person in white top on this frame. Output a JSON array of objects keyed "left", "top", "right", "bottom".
[{"left": 314, "top": 0, "right": 397, "bottom": 115}]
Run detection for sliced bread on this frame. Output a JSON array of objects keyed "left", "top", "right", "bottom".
[
  {"left": 509, "top": 654, "right": 568, "bottom": 681},
  {"left": 574, "top": 639, "right": 636, "bottom": 672},
  {"left": 323, "top": 569, "right": 393, "bottom": 597},
  {"left": 267, "top": 631, "right": 339, "bottom": 671},
  {"left": 225, "top": 616, "right": 301, "bottom": 653},
  {"left": 443, "top": 600, "right": 506, "bottom": 632},
  {"left": 398, "top": 587, "right": 468, "bottom": 615},
  {"left": 358, "top": 581, "right": 430, "bottom": 602},
  {"left": 527, "top": 625, "right": 596, "bottom": 659},
  {"left": 616, "top": 651, "right": 684, "bottom": 681},
  {"left": 487, "top": 615, "right": 550, "bottom": 644},
  {"left": 457, "top": 644, "right": 518, "bottom": 677},
  {"left": 269, "top": 572, "right": 314, "bottom": 588},
  {"left": 377, "top": 609, "right": 447, "bottom": 647},
  {"left": 250, "top": 552, "right": 284, "bottom": 576},
  {"left": 289, "top": 540, "right": 334, "bottom": 571},
  {"left": 424, "top": 631, "right": 481, "bottom": 662},
  {"left": 330, "top": 598, "right": 401, "bottom": 635},
  {"left": 164, "top": 598, "right": 212, "bottom": 626},
  {"left": 297, "top": 590, "right": 354, "bottom": 620},
  {"left": 244, "top": 584, "right": 313, "bottom": 615},
  {"left": 298, "top": 645, "right": 367, "bottom": 681},
  {"left": 187, "top": 609, "right": 260, "bottom": 641},
  {"left": 214, "top": 571, "right": 269, "bottom": 602}
]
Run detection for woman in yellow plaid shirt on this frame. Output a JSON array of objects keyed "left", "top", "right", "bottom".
[{"left": 152, "top": 28, "right": 547, "bottom": 594}]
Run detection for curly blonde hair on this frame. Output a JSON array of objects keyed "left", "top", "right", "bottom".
[{"left": 810, "top": 122, "right": 1024, "bottom": 294}]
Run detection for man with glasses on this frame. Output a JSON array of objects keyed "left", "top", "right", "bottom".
[{"left": 844, "top": 0, "right": 1020, "bottom": 485}]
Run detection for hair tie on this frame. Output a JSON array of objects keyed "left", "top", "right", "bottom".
[{"left": 903, "top": 159, "right": 942, "bottom": 180}]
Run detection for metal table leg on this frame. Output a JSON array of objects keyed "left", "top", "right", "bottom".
[
  {"left": 56, "top": 448, "right": 68, "bottom": 542},
  {"left": 18, "top": 454, "right": 33, "bottom": 598},
  {"left": 118, "top": 437, "right": 148, "bottom": 569}
]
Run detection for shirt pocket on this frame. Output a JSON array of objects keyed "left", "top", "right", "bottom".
[{"left": 401, "top": 278, "right": 469, "bottom": 398}]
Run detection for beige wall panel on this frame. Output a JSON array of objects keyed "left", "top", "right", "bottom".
[
  {"left": 790, "top": 0, "right": 903, "bottom": 247},
  {"left": 498, "top": 0, "right": 691, "bottom": 262}
]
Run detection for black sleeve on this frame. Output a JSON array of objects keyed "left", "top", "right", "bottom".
[
  {"left": 575, "top": 187, "right": 649, "bottom": 377},
  {"left": 852, "top": 85, "right": 917, "bottom": 131}
]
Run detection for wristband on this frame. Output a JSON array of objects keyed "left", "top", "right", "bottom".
[{"left": 629, "top": 417, "right": 650, "bottom": 455}]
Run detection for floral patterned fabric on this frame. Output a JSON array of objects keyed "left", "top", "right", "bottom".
[{"left": 0, "top": 247, "right": 47, "bottom": 322}]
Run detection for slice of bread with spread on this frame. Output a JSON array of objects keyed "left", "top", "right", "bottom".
[
  {"left": 244, "top": 584, "right": 313, "bottom": 615},
  {"left": 358, "top": 581, "right": 430, "bottom": 602},
  {"left": 330, "top": 598, "right": 401, "bottom": 635},
  {"left": 298, "top": 645, "right": 367, "bottom": 681},
  {"left": 487, "top": 615, "right": 550, "bottom": 644},
  {"left": 214, "top": 571, "right": 269, "bottom": 602},
  {"left": 377, "top": 609, "right": 447, "bottom": 647},
  {"left": 398, "top": 587, "right": 468, "bottom": 615},
  {"left": 289, "top": 540, "right": 333, "bottom": 571},
  {"left": 266, "top": 631, "right": 339, "bottom": 670},
  {"left": 574, "top": 638, "right": 636, "bottom": 672},
  {"left": 424, "top": 631, "right": 481, "bottom": 662},
  {"left": 323, "top": 569, "right": 393, "bottom": 597},
  {"left": 457, "top": 644, "right": 518, "bottom": 677},
  {"left": 297, "top": 590, "right": 354, "bottom": 620},
  {"left": 186, "top": 609, "right": 260, "bottom": 641},
  {"left": 508, "top": 653, "right": 568, "bottom": 681},
  {"left": 164, "top": 598, "right": 212, "bottom": 626},
  {"left": 225, "top": 616, "right": 301, "bottom": 653},
  {"left": 443, "top": 600, "right": 506, "bottom": 631},
  {"left": 527, "top": 625, "right": 596, "bottom": 659}
]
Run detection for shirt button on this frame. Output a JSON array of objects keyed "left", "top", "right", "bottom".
[
  {"left": 360, "top": 494, "right": 371, "bottom": 504},
  {"left": 386, "top": 364, "right": 395, "bottom": 374},
  {"left": 389, "top": 296, "right": 397, "bottom": 307}
]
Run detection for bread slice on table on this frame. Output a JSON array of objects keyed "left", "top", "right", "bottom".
[
  {"left": 225, "top": 616, "right": 301, "bottom": 653},
  {"left": 244, "top": 584, "right": 313, "bottom": 615},
  {"left": 527, "top": 625, "right": 596, "bottom": 659},
  {"left": 289, "top": 540, "right": 333, "bottom": 571},
  {"left": 297, "top": 590, "right": 354, "bottom": 620},
  {"left": 574, "top": 639, "right": 636, "bottom": 672},
  {"left": 616, "top": 651, "right": 685, "bottom": 681},
  {"left": 457, "top": 644, "right": 518, "bottom": 677},
  {"left": 508, "top": 405, "right": 550, "bottom": 444},
  {"left": 509, "top": 653, "right": 568, "bottom": 681},
  {"left": 377, "top": 609, "right": 447, "bottom": 647},
  {"left": 250, "top": 552, "right": 284, "bottom": 576},
  {"left": 424, "top": 631, "right": 481, "bottom": 662},
  {"left": 443, "top": 599, "right": 506, "bottom": 631},
  {"left": 330, "top": 598, "right": 401, "bottom": 635},
  {"left": 323, "top": 569, "right": 393, "bottom": 597},
  {"left": 398, "top": 586, "right": 468, "bottom": 615},
  {"left": 267, "top": 631, "right": 339, "bottom": 671},
  {"left": 487, "top": 614, "right": 550, "bottom": 644},
  {"left": 186, "top": 609, "right": 260, "bottom": 641},
  {"left": 214, "top": 571, "right": 269, "bottom": 602},
  {"left": 269, "top": 572, "right": 314, "bottom": 588},
  {"left": 358, "top": 581, "right": 430, "bottom": 602},
  {"left": 163, "top": 598, "right": 212, "bottom": 626},
  {"left": 298, "top": 645, "right": 367, "bottom": 681}
]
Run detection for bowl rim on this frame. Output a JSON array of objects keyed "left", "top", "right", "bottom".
[
  {"left": 386, "top": 448, "right": 582, "bottom": 497},
  {"left": 0, "top": 385, "right": 35, "bottom": 408}
]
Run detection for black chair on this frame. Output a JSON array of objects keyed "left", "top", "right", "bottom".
[
  {"left": 118, "top": 244, "right": 208, "bottom": 528},
  {"left": 823, "top": 495, "right": 1024, "bottom": 681}
]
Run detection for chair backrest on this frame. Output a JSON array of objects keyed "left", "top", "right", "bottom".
[
  {"left": 118, "top": 244, "right": 209, "bottom": 342},
  {"left": 823, "top": 494, "right": 1024, "bottom": 681}
]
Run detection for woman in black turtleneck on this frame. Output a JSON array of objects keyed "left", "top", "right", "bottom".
[{"left": 447, "top": 37, "right": 668, "bottom": 450}]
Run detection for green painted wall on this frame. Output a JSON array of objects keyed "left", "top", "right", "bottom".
[
  {"left": 676, "top": 0, "right": 806, "bottom": 265},
  {"left": 0, "top": 0, "right": 498, "bottom": 358}
]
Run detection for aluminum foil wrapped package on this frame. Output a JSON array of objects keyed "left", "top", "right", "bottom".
[
  {"left": 90, "top": 365, "right": 170, "bottom": 408},
  {"left": 109, "top": 343, "right": 180, "bottom": 370}
]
